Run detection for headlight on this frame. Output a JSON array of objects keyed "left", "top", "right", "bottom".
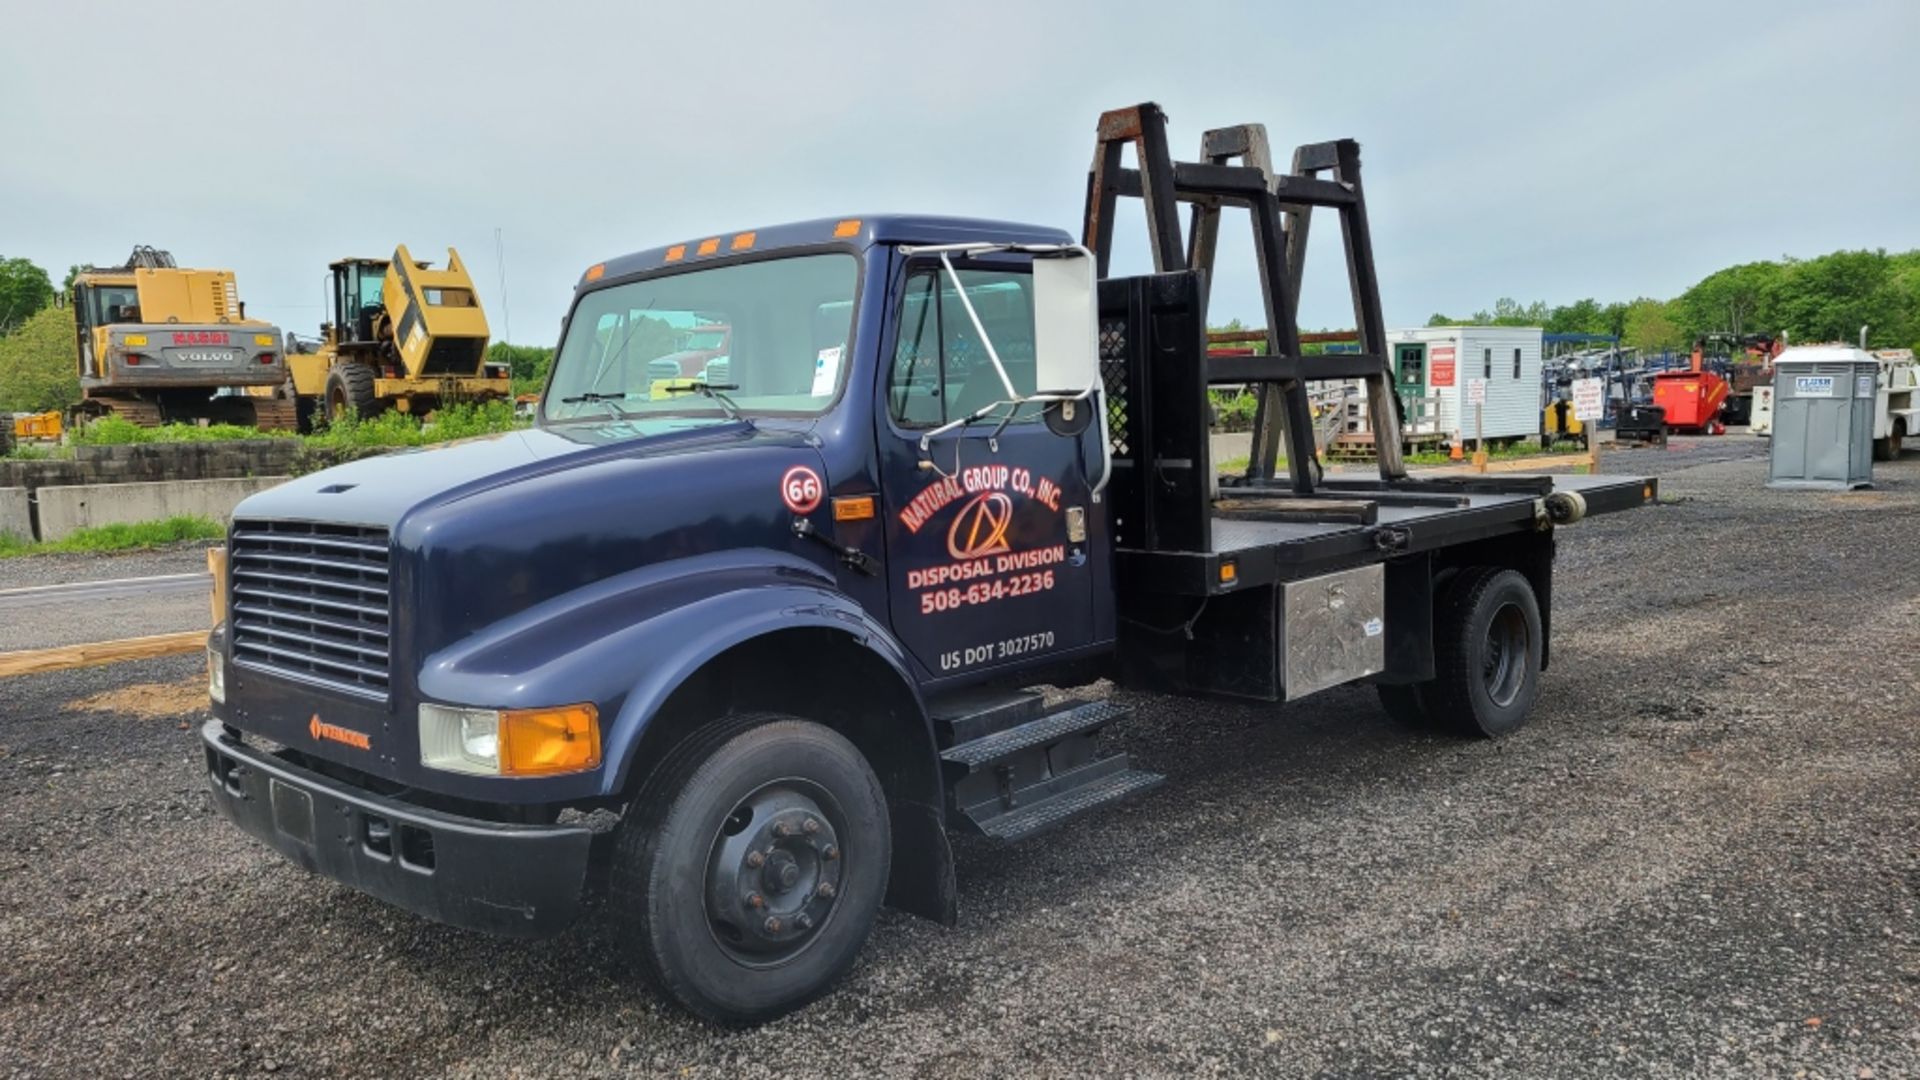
[
  {"left": 207, "top": 648, "right": 226, "bottom": 704},
  {"left": 419, "top": 702, "right": 601, "bottom": 777}
]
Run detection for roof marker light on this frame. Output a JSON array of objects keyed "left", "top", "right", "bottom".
[
  {"left": 833, "top": 219, "right": 861, "bottom": 238},
  {"left": 730, "top": 232, "right": 756, "bottom": 251},
  {"left": 664, "top": 245, "right": 686, "bottom": 263},
  {"left": 697, "top": 238, "right": 721, "bottom": 256},
  {"left": 585, "top": 263, "right": 605, "bottom": 281}
]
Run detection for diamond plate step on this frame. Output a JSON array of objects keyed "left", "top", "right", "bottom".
[
  {"left": 973, "top": 768, "right": 1165, "bottom": 842},
  {"left": 939, "top": 700, "right": 1131, "bottom": 772}
]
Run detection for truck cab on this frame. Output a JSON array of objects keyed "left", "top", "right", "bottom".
[{"left": 202, "top": 105, "right": 1655, "bottom": 1024}]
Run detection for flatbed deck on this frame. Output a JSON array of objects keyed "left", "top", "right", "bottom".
[{"left": 1116, "top": 473, "right": 1654, "bottom": 595}]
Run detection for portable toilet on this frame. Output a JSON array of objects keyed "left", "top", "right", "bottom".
[
  {"left": 1766, "top": 346, "right": 1878, "bottom": 490},
  {"left": 1387, "top": 326, "right": 1543, "bottom": 446}
]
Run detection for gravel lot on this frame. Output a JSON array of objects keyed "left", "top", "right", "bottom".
[{"left": 2, "top": 439, "right": 1916, "bottom": 1078}]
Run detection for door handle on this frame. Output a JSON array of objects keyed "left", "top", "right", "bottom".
[{"left": 791, "top": 517, "right": 879, "bottom": 576}]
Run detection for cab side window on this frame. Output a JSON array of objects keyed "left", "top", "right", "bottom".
[{"left": 888, "top": 265, "right": 1038, "bottom": 427}]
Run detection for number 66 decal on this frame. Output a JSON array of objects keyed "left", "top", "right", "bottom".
[{"left": 780, "top": 465, "right": 823, "bottom": 514}]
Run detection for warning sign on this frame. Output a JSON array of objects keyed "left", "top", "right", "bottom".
[
  {"left": 1467, "top": 378, "right": 1488, "bottom": 406},
  {"left": 1570, "top": 377, "right": 1604, "bottom": 421},
  {"left": 1430, "top": 351, "right": 1456, "bottom": 387}
]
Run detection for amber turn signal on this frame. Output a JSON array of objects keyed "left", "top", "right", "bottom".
[
  {"left": 500, "top": 704, "right": 601, "bottom": 776},
  {"left": 833, "top": 495, "right": 876, "bottom": 521}
]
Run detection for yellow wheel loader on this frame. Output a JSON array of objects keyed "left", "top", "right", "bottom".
[
  {"left": 286, "top": 245, "right": 507, "bottom": 428},
  {"left": 70, "top": 246, "right": 296, "bottom": 429}
]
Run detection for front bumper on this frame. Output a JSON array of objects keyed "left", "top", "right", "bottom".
[{"left": 202, "top": 721, "right": 593, "bottom": 938}]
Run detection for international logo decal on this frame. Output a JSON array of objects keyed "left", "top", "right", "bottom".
[
  {"left": 309, "top": 713, "right": 371, "bottom": 751},
  {"left": 947, "top": 492, "right": 1013, "bottom": 560}
]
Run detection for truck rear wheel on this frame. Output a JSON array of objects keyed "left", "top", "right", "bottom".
[
  {"left": 1424, "top": 567, "right": 1543, "bottom": 738},
  {"left": 609, "top": 714, "right": 890, "bottom": 1023},
  {"left": 324, "top": 365, "right": 379, "bottom": 423},
  {"left": 1873, "top": 422, "right": 1903, "bottom": 461}
]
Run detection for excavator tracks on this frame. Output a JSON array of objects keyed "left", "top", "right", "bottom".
[
  {"left": 76, "top": 397, "right": 165, "bottom": 428},
  {"left": 244, "top": 397, "right": 300, "bottom": 432}
]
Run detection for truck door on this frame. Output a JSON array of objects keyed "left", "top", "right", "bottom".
[{"left": 874, "top": 256, "right": 1101, "bottom": 681}]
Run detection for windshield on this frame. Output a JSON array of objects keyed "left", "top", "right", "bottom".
[
  {"left": 87, "top": 284, "right": 141, "bottom": 325},
  {"left": 543, "top": 254, "right": 857, "bottom": 424}
]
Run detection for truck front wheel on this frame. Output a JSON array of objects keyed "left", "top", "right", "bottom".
[
  {"left": 1424, "top": 568, "right": 1543, "bottom": 738},
  {"left": 609, "top": 714, "right": 891, "bottom": 1023}
]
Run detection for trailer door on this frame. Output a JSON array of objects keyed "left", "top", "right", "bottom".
[{"left": 874, "top": 257, "right": 1100, "bottom": 681}]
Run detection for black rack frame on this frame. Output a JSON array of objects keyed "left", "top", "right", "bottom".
[{"left": 1084, "top": 102, "right": 1405, "bottom": 493}]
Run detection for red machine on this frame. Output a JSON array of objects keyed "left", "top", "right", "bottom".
[{"left": 1650, "top": 342, "right": 1731, "bottom": 435}]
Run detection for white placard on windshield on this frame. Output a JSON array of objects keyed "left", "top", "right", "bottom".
[{"left": 812, "top": 345, "right": 842, "bottom": 397}]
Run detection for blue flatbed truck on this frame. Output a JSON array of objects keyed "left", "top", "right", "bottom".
[{"left": 201, "top": 105, "right": 1655, "bottom": 1022}]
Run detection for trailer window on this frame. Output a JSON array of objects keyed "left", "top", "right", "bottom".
[
  {"left": 889, "top": 265, "right": 1039, "bottom": 428},
  {"left": 544, "top": 253, "right": 857, "bottom": 424},
  {"left": 1483, "top": 348, "right": 1492, "bottom": 380},
  {"left": 1512, "top": 347, "right": 1521, "bottom": 380}
]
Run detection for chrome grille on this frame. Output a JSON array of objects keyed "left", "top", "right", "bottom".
[{"left": 229, "top": 519, "right": 391, "bottom": 697}]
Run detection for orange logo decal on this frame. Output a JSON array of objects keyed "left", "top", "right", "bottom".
[
  {"left": 947, "top": 492, "right": 1014, "bottom": 560},
  {"left": 309, "top": 713, "right": 371, "bottom": 751}
]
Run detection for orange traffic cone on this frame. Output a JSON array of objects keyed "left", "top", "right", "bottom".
[{"left": 1449, "top": 440, "right": 1464, "bottom": 461}]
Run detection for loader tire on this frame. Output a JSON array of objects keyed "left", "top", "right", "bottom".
[{"left": 324, "top": 365, "right": 379, "bottom": 424}]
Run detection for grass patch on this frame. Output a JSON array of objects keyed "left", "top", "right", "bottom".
[
  {"left": 69, "top": 416, "right": 296, "bottom": 446},
  {"left": 302, "top": 399, "right": 526, "bottom": 450},
  {"left": 38, "top": 400, "right": 526, "bottom": 457},
  {"left": 1216, "top": 455, "right": 1288, "bottom": 473},
  {"left": 0, "top": 515, "right": 225, "bottom": 558},
  {"left": 1, "top": 443, "right": 60, "bottom": 460}
]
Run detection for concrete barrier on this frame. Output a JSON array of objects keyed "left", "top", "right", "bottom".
[
  {"left": 35, "top": 477, "right": 288, "bottom": 541},
  {"left": 0, "top": 487, "right": 30, "bottom": 540}
]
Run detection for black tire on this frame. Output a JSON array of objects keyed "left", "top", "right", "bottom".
[
  {"left": 323, "top": 364, "right": 379, "bottom": 423},
  {"left": 1423, "top": 567, "right": 1543, "bottom": 738},
  {"left": 1873, "top": 423, "right": 1902, "bottom": 462},
  {"left": 609, "top": 714, "right": 890, "bottom": 1024}
]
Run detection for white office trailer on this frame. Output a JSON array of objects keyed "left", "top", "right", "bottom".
[{"left": 1384, "top": 327, "right": 1544, "bottom": 446}]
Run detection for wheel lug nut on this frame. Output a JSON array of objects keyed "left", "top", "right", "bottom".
[
  {"left": 748, "top": 893, "right": 765, "bottom": 909},
  {"left": 815, "top": 881, "right": 836, "bottom": 899},
  {"left": 803, "top": 818, "right": 820, "bottom": 834},
  {"left": 797, "top": 913, "right": 813, "bottom": 930},
  {"left": 746, "top": 851, "right": 765, "bottom": 868},
  {"left": 774, "top": 822, "right": 793, "bottom": 838},
  {"left": 765, "top": 916, "right": 783, "bottom": 934},
  {"left": 821, "top": 844, "right": 839, "bottom": 861}
]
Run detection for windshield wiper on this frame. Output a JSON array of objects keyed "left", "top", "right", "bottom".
[
  {"left": 557, "top": 390, "right": 635, "bottom": 419},
  {"left": 664, "top": 382, "right": 751, "bottom": 425}
]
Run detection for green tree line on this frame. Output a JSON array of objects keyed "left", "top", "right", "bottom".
[{"left": 1426, "top": 248, "right": 1920, "bottom": 355}]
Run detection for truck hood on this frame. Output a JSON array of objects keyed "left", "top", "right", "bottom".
[{"left": 233, "top": 417, "right": 775, "bottom": 529}]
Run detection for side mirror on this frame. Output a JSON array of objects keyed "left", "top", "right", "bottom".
[{"left": 1032, "top": 252, "right": 1100, "bottom": 398}]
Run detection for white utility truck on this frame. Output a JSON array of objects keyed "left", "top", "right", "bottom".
[{"left": 1751, "top": 345, "right": 1917, "bottom": 460}]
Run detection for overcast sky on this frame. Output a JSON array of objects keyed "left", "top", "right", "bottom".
[{"left": 3, "top": 0, "right": 1915, "bottom": 346}]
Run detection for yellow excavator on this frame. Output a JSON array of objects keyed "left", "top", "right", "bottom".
[
  {"left": 285, "top": 245, "right": 506, "bottom": 428},
  {"left": 70, "top": 246, "right": 296, "bottom": 429}
]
